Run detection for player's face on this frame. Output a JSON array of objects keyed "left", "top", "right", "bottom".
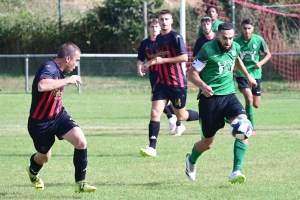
[
  {"left": 149, "top": 22, "right": 161, "bottom": 38},
  {"left": 65, "top": 51, "right": 80, "bottom": 73},
  {"left": 158, "top": 14, "right": 173, "bottom": 32},
  {"left": 217, "top": 29, "right": 234, "bottom": 52},
  {"left": 201, "top": 21, "right": 212, "bottom": 34},
  {"left": 207, "top": 8, "right": 218, "bottom": 21},
  {"left": 241, "top": 24, "right": 254, "bottom": 40}
]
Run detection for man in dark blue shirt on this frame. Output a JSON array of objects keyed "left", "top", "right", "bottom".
[
  {"left": 193, "top": 16, "right": 216, "bottom": 58},
  {"left": 26, "top": 43, "right": 96, "bottom": 193}
]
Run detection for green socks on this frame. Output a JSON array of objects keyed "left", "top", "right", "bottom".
[
  {"left": 233, "top": 139, "right": 248, "bottom": 171},
  {"left": 245, "top": 105, "right": 254, "bottom": 129},
  {"left": 189, "top": 146, "right": 202, "bottom": 164}
]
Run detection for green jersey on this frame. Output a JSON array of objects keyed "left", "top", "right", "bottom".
[
  {"left": 193, "top": 39, "right": 241, "bottom": 96},
  {"left": 234, "top": 33, "right": 268, "bottom": 79},
  {"left": 198, "top": 19, "right": 224, "bottom": 36}
]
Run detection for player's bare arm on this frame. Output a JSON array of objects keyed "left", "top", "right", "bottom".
[
  {"left": 38, "top": 75, "right": 82, "bottom": 92},
  {"left": 235, "top": 57, "right": 257, "bottom": 88},
  {"left": 254, "top": 48, "right": 271, "bottom": 69},
  {"left": 187, "top": 66, "right": 214, "bottom": 97},
  {"left": 160, "top": 53, "right": 188, "bottom": 64},
  {"left": 137, "top": 60, "right": 145, "bottom": 76}
]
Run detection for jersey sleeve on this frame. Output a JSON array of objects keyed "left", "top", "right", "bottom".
[
  {"left": 260, "top": 37, "right": 269, "bottom": 53},
  {"left": 39, "top": 64, "right": 55, "bottom": 80},
  {"left": 193, "top": 47, "right": 208, "bottom": 71},
  {"left": 175, "top": 34, "right": 187, "bottom": 55},
  {"left": 193, "top": 38, "right": 202, "bottom": 57},
  {"left": 137, "top": 40, "right": 146, "bottom": 61}
]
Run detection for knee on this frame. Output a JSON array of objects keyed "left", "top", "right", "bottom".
[
  {"left": 36, "top": 153, "right": 51, "bottom": 164},
  {"left": 75, "top": 138, "right": 87, "bottom": 149}
]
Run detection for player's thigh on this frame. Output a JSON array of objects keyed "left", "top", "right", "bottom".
[
  {"left": 223, "top": 94, "right": 247, "bottom": 121},
  {"left": 167, "top": 86, "right": 187, "bottom": 109},
  {"left": 28, "top": 118, "right": 56, "bottom": 154},
  {"left": 54, "top": 109, "right": 79, "bottom": 139},
  {"left": 62, "top": 127, "right": 87, "bottom": 149},
  {"left": 151, "top": 99, "right": 167, "bottom": 119},
  {"left": 236, "top": 77, "right": 250, "bottom": 92},
  {"left": 241, "top": 88, "right": 253, "bottom": 104},
  {"left": 198, "top": 95, "right": 224, "bottom": 138},
  {"left": 253, "top": 95, "right": 261, "bottom": 108},
  {"left": 251, "top": 79, "right": 262, "bottom": 107}
]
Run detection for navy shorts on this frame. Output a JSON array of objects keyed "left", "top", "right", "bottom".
[
  {"left": 152, "top": 83, "right": 187, "bottom": 109},
  {"left": 199, "top": 94, "right": 247, "bottom": 138},
  {"left": 236, "top": 77, "right": 262, "bottom": 96},
  {"left": 149, "top": 71, "right": 158, "bottom": 93},
  {"left": 28, "top": 108, "right": 79, "bottom": 154}
]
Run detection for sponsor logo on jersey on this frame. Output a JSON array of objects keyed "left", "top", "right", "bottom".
[
  {"left": 253, "top": 44, "right": 258, "bottom": 49},
  {"left": 231, "top": 50, "right": 237, "bottom": 56}
]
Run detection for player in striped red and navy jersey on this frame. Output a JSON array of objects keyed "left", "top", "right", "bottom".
[
  {"left": 139, "top": 10, "right": 199, "bottom": 157},
  {"left": 137, "top": 18, "right": 185, "bottom": 136},
  {"left": 26, "top": 43, "right": 96, "bottom": 193}
]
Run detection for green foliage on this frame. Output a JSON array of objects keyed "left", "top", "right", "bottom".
[
  {"left": 73, "top": 0, "right": 164, "bottom": 53},
  {"left": 171, "top": 6, "right": 200, "bottom": 47}
]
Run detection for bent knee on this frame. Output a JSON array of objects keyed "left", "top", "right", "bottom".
[{"left": 75, "top": 139, "right": 87, "bottom": 149}]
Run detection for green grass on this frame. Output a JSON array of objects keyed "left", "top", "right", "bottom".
[{"left": 0, "top": 76, "right": 300, "bottom": 199}]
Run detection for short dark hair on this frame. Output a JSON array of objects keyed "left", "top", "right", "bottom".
[
  {"left": 241, "top": 19, "right": 254, "bottom": 26},
  {"left": 57, "top": 43, "right": 81, "bottom": 58},
  {"left": 206, "top": 6, "right": 219, "bottom": 14},
  {"left": 218, "top": 23, "right": 233, "bottom": 31},
  {"left": 158, "top": 9, "right": 172, "bottom": 17},
  {"left": 201, "top": 16, "right": 212, "bottom": 23}
]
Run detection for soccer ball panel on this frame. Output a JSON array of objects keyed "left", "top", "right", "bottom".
[{"left": 230, "top": 118, "right": 253, "bottom": 140}]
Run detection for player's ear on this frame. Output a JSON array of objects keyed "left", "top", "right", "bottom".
[{"left": 65, "top": 55, "right": 71, "bottom": 62}]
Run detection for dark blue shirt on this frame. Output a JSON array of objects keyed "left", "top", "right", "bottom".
[
  {"left": 137, "top": 37, "right": 158, "bottom": 72},
  {"left": 30, "top": 59, "right": 66, "bottom": 120},
  {"left": 193, "top": 35, "right": 216, "bottom": 57}
]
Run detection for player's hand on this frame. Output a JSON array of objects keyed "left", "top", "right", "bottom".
[
  {"left": 137, "top": 66, "right": 145, "bottom": 76},
  {"left": 254, "top": 62, "right": 262, "bottom": 69},
  {"left": 246, "top": 76, "right": 257, "bottom": 88},
  {"left": 201, "top": 85, "right": 214, "bottom": 97},
  {"left": 137, "top": 70, "right": 145, "bottom": 76},
  {"left": 142, "top": 62, "right": 150, "bottom": 73},
  {"left": 67, "top": 75, "right": 82, "bottom": 87}
]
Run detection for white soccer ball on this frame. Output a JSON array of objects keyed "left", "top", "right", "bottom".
[{"left": 230, "top": 118, "right": 253, "bottom": 140}]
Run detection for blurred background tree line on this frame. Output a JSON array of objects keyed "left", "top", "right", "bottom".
[{"left": 0, "top": 0, "right": 298, "bottom": 54}]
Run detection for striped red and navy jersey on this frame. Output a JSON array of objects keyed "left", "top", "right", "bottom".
[
  {"left": 29, "top": 59, "right": 66, "bottom": 120},
  {"left": 155, "top": 30, "right": 187, "bottom": 88},
  {"left": 137, "top": 37, "right": 158, "bottom": 72}
]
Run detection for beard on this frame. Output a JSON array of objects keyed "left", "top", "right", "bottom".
[{"left": 217, "top": 40, "right": 232, "bottom": 52}]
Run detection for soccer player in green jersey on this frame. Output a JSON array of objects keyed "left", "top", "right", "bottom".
[
  {"left": 186, "top": 23, "right": 257, "bottom": 184},
  {"left": 234, "top": 19, "right": 271, "bottom": 134},
  {"left": 198, "top": 6, "right": 224, "bottom": 37}
]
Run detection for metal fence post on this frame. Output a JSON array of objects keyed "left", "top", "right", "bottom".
[
  {"left": 25, "top": 56, "right": 29, "bottom": 93},
  {"left": 78, "top": 61, "right": 81, "bottom": 94}
]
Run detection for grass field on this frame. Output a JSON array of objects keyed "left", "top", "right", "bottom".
[{"left": 0, "top": 76, "right": 299, "bottom": 200}]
